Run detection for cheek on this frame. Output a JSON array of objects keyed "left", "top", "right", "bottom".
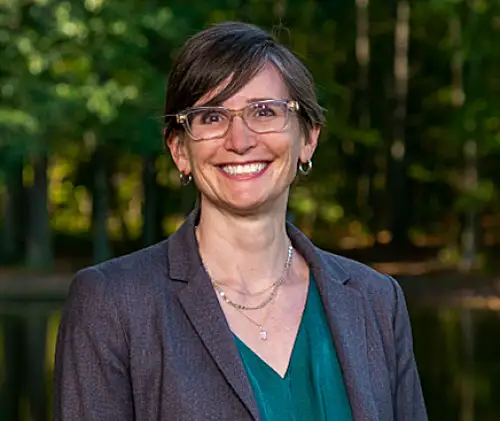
[
  {"left": 285, "top": 121, "right": 305, "bottom": 155},
  {"left": 269, "top": 134, "right": 301, "bottom": 167},
  {"left": 287, "top": 133, "right": 303, "bottom": 159},
  {"left": 187, "top": 142, "right": 219, "bottom": 171}
]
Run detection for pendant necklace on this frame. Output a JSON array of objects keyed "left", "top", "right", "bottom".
[
  {"left": 204, "top": 241, "right": 293, "bottom": 340},
  {"left": 233, "top": 303, "right": 274, "bottom": 341}
]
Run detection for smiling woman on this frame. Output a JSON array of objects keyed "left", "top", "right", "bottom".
[{"left": 53, "top": 22, "right": 428, "bottom": 421}]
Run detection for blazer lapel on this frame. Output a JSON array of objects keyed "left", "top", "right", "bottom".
[
  {"left": 169, "top": 213, "right": 260, "bottom": 421},
  {"left": 286, "top": 223, "right": 378, "bottom": 421},
  {"left": 177, "top": 268, "right": 261, "bottom": 421},
  {"left": 314, "top": 270, "right": 379, "bottom": 421}
]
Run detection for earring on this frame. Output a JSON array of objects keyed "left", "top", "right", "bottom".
[
  {"left": 298, "top": 159, "right": 312, "bottom": 176},
  {"left": 179, "top": 172, "right": 192, "bottom": 186}
]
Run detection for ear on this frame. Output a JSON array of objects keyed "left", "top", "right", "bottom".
[
  {"left": 299, "top": 125, "right": 320, "bottom": 164},
  {"left": 166, "top": 130, "right": 191, "bottom": 175}
]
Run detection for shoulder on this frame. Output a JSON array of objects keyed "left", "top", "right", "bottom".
[
  {"left": 66, "top": 240, "right": 173, "bottom": 316},
  {"left": 316, "top": 248, "right": 413, "bottom": 349},
  {"left": 316, "top": 248, "right": 402, "bottom": 309},
  {"left": 74, "top": 239, "right": 170, "bottom": 289},
  {"left": 95, "top": 240, "right": 170, "bottom": 279}
]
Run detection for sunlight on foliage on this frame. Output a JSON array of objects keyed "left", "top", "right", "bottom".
[
  {"left": 289, "top": 186, "right": 318, "bottom": 214},
  {"left": 163, "top": 214, "right": 186, "bottom": 236},
  {"left": 112, "top": 159, "right": 143, "bottom": 240},
  {"left": 49, "top": 159, "right": 92, "bottom": 234},
  {"left": 0, "top": 109, "right": 40, "bottom": 134},
  {"left": 55, "top": 3, "right": 89, "bottom": 40},
  {"left": 84, "top": 0, "right": 103, "bottom": 13},
  {"left": 319, "top": 203, "right": 344, "bottom": 223},
  {"left": 23, "top": 164, "right": 34, "bottom": 188},
  {"left": 142, "top": 8, "right": 173, "bottom": 31},
  {"left": 45, "top": 313, "right": 61, "bottom": 374}
]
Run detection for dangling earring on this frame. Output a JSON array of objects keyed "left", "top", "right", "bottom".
[
  {"left": 298, "top": 159, "right": 312, "bottom": 176},
  {"left": 179, "top": 172, "right": 192, "bottom": 186}
]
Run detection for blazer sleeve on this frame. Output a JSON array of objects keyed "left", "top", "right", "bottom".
[
  {"left": 53, "top": 267, "right": 134, "bottom": 421},
  {"left": 390, "top": 276, "right": 428, "bottom": 421}
]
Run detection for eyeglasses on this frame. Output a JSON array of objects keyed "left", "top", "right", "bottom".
[{"left": 174, "top": 99, "right": 300, "bottom": 141}]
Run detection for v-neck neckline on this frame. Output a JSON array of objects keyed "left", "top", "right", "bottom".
[{"left": 233, "top": 275, "right": 313, "bottom": 380}]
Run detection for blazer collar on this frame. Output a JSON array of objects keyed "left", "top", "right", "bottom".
[
  {"left": 167, "top": 208, "right": 350, "bottom": 285},
  {"left": 167, "top": 208, "right": 378, "bottom": 421}
]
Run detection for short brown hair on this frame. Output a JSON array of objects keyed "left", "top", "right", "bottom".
[{"left": 163, "top": 22, "right": 324, "bottom": 143}]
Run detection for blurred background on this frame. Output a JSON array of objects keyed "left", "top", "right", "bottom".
[{"left": 1, "top": 0, "right": 500, "bottom": 420}]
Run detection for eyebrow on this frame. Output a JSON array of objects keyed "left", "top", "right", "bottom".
[
  {"left": 245, "top": 97, "right": 281, "bottom": 103},
  {"left": 198, "top": 97, "right": 284, "bottom": 108}
]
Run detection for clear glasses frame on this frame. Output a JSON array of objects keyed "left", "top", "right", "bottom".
[{"left": 174, "top": 99, "right": 300, "bottom": 141}]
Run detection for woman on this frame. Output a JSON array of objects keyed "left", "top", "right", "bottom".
[{"left": 54, "top": 22, "right": 427, "bottom": 421}]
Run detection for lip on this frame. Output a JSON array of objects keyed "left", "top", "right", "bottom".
[
  {"left": 216, "top": 160, "right": 271, "bottom": 166},
  {"left": 217, "top": 161, "right": 271, "bottom": 180}
]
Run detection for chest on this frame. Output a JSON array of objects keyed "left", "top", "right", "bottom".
[
  {"left": 128, "top": 302, "right": 255, "bottom": 420},
  {"left": 125, "top": 281, "right": 395, "bottom": 421},
  {"left": 218, "top": 280, "right": 310, "bottom": 378}
]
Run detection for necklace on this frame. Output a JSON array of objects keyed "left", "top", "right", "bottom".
[
  {"left": 213, "top": 279, "right": 276, "bottom": 297},
  {"left": 233, "top": 301, "right": 275, "bottom": 341},
  {"left": 210, "top": 242, "right": 293, "bottom": 311}
]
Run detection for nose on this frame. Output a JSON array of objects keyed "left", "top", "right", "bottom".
[{"left": 223, "top": 115, "right": 257, "bottom": 154}]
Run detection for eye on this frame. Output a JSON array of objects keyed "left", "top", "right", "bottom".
[
  {"left": 251, "top": 104, "right": 278, "bottom": 118},
  {"left": 256, "top": 108, "right": 276, "bottom": 117},
  {"left": 200, "top": 110, "right": 225, "bottom": 125}
]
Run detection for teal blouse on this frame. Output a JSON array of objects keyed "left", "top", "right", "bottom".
[{"left": 234, "top": 275, "right": 353, "bottom": 421}]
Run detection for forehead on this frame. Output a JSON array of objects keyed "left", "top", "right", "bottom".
[{"left": 196, "top": 63, "right": 290, "bottom": 107}]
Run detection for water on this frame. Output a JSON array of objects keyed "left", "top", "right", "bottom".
[
  {"left": 1, "top": 300, "right": 500, "bottom": 420},
  {"left": 410, "top": 305, "right": 500, "bottom": 421}
]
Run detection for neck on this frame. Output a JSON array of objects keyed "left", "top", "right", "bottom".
[{"left": 195, "top": 198, "right": 292, "bottom": 294}]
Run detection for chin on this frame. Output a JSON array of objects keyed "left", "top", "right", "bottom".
[
  {"left": 201, "top": 185, "right": 289, "bottom": 216},
  {"left": 222, "top": 191, "right": 285, "bottom": 216},
  {"left": 226, "top": 198, "right": 267, "bottom": 214}
]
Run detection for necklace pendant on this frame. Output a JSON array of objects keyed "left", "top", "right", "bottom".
[{"left": 259, "top": 327, "right": 268, "bottom": 341}]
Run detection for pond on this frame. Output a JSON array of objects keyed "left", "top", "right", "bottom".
[
  {"left": 1, "top": 292, "right": 500, "bottom": 420},
  {"left": 410, "top": 304, "right": 500, "bottom": 421}
]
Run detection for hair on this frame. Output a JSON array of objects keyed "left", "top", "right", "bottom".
[{"left": 163, "top": 22, "right": 324, "bottom": 144}]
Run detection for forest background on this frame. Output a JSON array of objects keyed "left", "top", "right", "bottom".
[{"left": 1, "top": 0, "right": 500, "bottom": 420}]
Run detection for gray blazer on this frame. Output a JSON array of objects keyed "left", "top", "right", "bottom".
[{"left": 53, "top": 210, "right": 428, "bottom": 421}]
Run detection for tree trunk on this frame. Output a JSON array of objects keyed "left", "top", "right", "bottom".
[
  {"left": 273, "top": 0, "right": 286, "bottom": 19},
  {"left": 459, "top": 0, "right": 482, "bottom": 273},
  {"left": 141, "top": 154, "right": 158, "bottom": 246},
  {"left": 460, "top": 140, "right": 479, "bottom": 272},
  {"left": 0, "top": 157, "right": 24, "bottom": 263},
  {"left": 181, "top": 186, "right": 197, "bottom": 217},
  {"left": 388, "top": 0, "right": 411, "bottom": 246},
  {"left": 25, "top": 152, "right": 52, "bottom": 270},
  {"left": 92, "top": 147, "right": 112, "bottom": 263},
  {"left": 355, "top": 0, "right": 373, "bottom": 225}
]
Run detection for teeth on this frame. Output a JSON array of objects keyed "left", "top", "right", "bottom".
[{"left": 221, "top": 162, "right": 267, "bottom": 175}]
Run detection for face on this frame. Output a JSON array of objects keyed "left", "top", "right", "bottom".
[{"left": 168, "top": 63, "right": 320, "bottom": 216}]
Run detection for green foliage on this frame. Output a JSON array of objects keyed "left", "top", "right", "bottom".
[{"left": 0, "top": 0, "right": 500, "bottom": 262}]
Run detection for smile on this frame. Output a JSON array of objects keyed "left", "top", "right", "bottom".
[{"left": 219, "top": 162, "right": 269, "bottom": 176}]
